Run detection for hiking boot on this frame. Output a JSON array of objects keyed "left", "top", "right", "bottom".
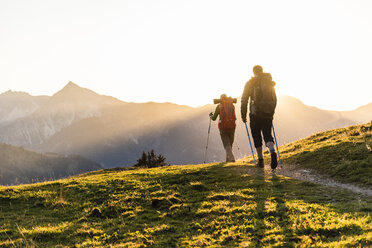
[
  {"left": 270, "top": 152, "right": 278, "bottom": 170},
  {"left": 257, "top": 159, "right": 264, "bottom": 168}
]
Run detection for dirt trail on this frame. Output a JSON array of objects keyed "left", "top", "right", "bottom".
[
  {"left": 235, "top": 164, "right": 372, "bottom": 197},
  {"left": 276, "top": 164, "right": 372, "bottom": 197}
]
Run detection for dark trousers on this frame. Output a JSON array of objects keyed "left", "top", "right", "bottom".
[
  {"left": 249, "top": 115, "right": 274, "bottom": 148},
  {"left": 219, "top": 129, "right": 235, "bottom": 162}
]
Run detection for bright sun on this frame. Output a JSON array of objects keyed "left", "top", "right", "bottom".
[{"left": 1, "top": 1, "right": 371, "bottom": 111}]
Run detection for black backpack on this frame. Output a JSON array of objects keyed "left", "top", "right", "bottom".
[{"left": 251, "top": 73, "right": 277, "bottom": 117}]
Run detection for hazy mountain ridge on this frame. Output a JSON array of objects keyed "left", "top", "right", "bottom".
[
  {"left": 0, "top": 91, "right": 49, "bottom": 124},
  {"left": 273, "top": 95, "right": 364, "bottom": 143},
  {"left": 0, "top": 143, "right": 102, "bottom": 185},
  {"left": 37, "top": 102, "right": 199, "bottom": 167},
  {"left": 343, "top": 102, "right": 372, "bottom": 123},
  {"left": 0, "top": 82, "right": 123, "bottom": 147},
  {"left": 0, "top": 83, "right": 370, "bottom": 167}
]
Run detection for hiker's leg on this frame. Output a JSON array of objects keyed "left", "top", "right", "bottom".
[
  {"left": 262, "top": 117, "right": 275, "bottom": 151},
  {"left": 266, "top": 141, "right": 275, "bottom": 153},
  {"left": 220, "top": 130, "right": 234, "bottom": 162},
  {"left": 256, "top": 146, "right": 263, "bottom": 159},
  {"left": 229, "top": 129, "right": 235, "bottom": 147},
  {"left": 262, "top": 118, "right": 278, "bottom": 169},
  {"left": 256, "top": 146, "right": 264, "bottom": 167},
  {"left": 249, "top": 115, "right": 263, "bottom": 148},
  {"left": 250, "top": 115, "right": 264, "bottom": 167},
  {"left": 219, "top": 131, "right": 228, "bottom": 161},
  {"left": 228, "top": 130, "right": 235, "bottom": 161}
]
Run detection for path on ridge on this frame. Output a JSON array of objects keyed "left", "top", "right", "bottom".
[{"left": 234, "top": 163, "right": 372, "bottom": 197}]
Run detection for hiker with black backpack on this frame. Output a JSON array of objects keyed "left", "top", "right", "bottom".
[
  {"left": 210, "top": 94, "right": 237, "bottom": 162},
  {"left": 241, "top": 65, "right": 278, "bottom": 169}
]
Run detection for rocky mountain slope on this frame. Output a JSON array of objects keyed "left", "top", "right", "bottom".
[{"left": 0, "top": 91, "right": 49, "bottom": 124}]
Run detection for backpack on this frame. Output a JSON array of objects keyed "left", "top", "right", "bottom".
[
  {"left": 218, "top": 97, "right": 236, "bottom": 131},
  {"left": 251, "top": 73, "right": 277, "bottom": 118}
]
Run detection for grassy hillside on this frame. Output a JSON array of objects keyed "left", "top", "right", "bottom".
[
  {"left": 0, "top": 162, "right": 371, "bottom": 247},
  {"left": 277, "top": 121, "right": 372, "bottom": 187}
]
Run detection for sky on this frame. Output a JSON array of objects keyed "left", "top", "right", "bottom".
[{"left": 0, "top": 0, "right": 371, "bottom": 111}]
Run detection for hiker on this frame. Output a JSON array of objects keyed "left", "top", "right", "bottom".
[
  {"left": 210, "top": 94, "right": 236, "bottom": 162},
  {"left": 241, "top": 65, "right": 278, "bottom": 169}
]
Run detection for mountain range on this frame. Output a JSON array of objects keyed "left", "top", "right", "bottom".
[
  {"left": 0, "top": 82, "right": 370, "bottom": 167},
  {"left": 0, "top": 143, "right": 102, "bottom": 185}
]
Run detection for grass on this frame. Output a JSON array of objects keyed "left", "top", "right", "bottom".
[
  {"left": 0, "top": 162, "right": 371, "bottom": 247},
  {"left": 275, "top": 121, "right": 372, "bottom": 187},
  {"left": 1, "top": 122, "right": 371, "bottom": 247}
]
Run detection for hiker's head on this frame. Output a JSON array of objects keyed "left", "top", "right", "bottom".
[
  {"left": 220, "top": 94, "right": 227, "bottom": 100},
  {"left": 253, "top": 65, "right": 263, "bottom": 76},
  {"left": 213, "top": 96, "right": 237, "bottom": 104}
]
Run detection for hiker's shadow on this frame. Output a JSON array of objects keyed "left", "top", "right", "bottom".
[
  {"left": 242, "top": 167, "right": 297, "bottom": 247},
  {"left": 252, "top": 169, "right": 267, "bottom": 247},
  {"left": 270, "top": 172, "right": 298, "bottom": 245}
]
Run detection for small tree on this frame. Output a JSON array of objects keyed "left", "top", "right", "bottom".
[
  {"left": 148, "top": 150, "right": 156, "bottom": 168},
  {"left": 156, "top": 154, "right": 167, "bottom": 167},
  {"left": 134, "top": 150, "right": 168, "bottom": 168},
  {"left": 134, "top": 151, "right": 148, "bottom": 167}
]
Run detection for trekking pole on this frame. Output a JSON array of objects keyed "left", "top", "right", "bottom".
[
  {"left": 203, "top": 118, "right": 212, "bottom": 164},
  {"left": 272, "top": 124, "right": 283, "bottom": 168},
  {"left": 244, "top": 122, "right": 257, "bottom": 167}
]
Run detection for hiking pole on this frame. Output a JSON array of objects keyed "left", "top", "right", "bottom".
[
  {"left": 204, "top": 118, "right": 212, "bottom": 163},
  {"left": 244, "top": 122, "right": 257, "bottom": 167},
  {"left": 272, "top": 124, "right": 283, "bottom": 168}
]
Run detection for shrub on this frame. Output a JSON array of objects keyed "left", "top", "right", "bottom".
[{"left": 134, "top": 150, "right": 168, "bottom": 168}]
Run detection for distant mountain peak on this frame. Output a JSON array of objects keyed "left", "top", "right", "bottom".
[
  {"left": 49, "top": 81, "right": 123, "bottom": 107},
  {"left": 54, "top": 81, "right": 96, "bottom": 98},
  {"left": 0, "top": 90, "right": 31, "bottom": 97},
  {"left": 278, "top": 95, "right": 306, "bottom": 107},
  {"left": 356, "top": 102, "right": 372, "bottom": 112},
  {"left": 66, "top": 81, "right": 79, "bottom": 87},
  {"left": 62, "top": 81, "right": 83, "bottom": 91}
]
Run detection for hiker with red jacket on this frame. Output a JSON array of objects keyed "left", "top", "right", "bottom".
[
  {"left": 210, "top": 94, "right": 236, "bottom": 162},
  {"left": 241, "top": 65, "right": 278, "bottom": 169}
]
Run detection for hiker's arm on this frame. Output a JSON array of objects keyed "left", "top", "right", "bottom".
[
  {"left": 210, "top": 105, "right": 220, "bottom": 121},
  {"left": 241, "top": 81, "right": 251, "bottom": 122}
]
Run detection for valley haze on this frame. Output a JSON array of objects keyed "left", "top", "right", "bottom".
[{"left": 0, "top": 82, "right": 371, "bottom": 168}]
